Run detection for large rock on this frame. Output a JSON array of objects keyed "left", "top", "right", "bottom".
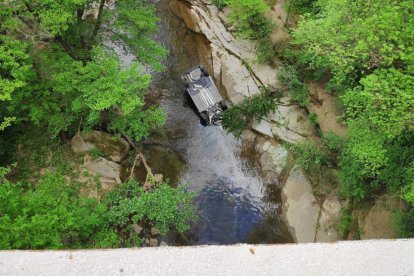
[
  {"left": 71, "top": 130, "right": 130, "bottom": 162},
  {"left": 221, "top": 53, "right": 260, "bottom": 104},
  {"left": 360, "top": 195, "right": 400, "bottom": 240},
  {"left": 252, "top": 119, "right": 273, "bottom": 138},
  {"left": 83, "top": 157, "right": 122, "bottom": 190},
  {"left": 270, "top": 98, "right": 316, "bottom": 143},
  {"left": 259, "top": 141, "right": 288, "bottom": 177},
  {"left": 173, "top": 0, "right": 280, "bottom": 103},
  {"left": 282, "top": 167, "right": 320, "bottom": 243},
  {"left": 316, "top": 196, "right": 341, "bottom": 242}
]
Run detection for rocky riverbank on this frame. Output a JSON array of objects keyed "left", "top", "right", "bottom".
[{"left": 169, "top": 0, "right": 346, "bottom": 243}]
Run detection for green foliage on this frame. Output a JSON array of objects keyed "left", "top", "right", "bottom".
[
  {"left": 286, "top": 0, "right": 317, "bottom": 14},
  {"left": 308, "top": 112, "right": 318, "bottom": 126},
  {"left": 0, "top": 171, "right": 197, "bottom": 249},
  {"left": 338, "top": 207, "right": 352, "bottom": 238},
  {"left": 290, "top": 140, "right": 328, "bottom": 173},
  {"left": 256, "top": 38, "right": 277, "bottom": 63},
  {"left": 341, "top": 69, "right": 414, "bottom": 139},
  {"left": 322, "top": 132, "right": 343, "bottom": 154},
  {"left": 392, "top": 208, "right": 414, "bottom": 238},
  {"left": 278, "top": 64, "right": 309, "bottom": 106},
  {"left": 292, "top": 0, "right": 414, "bottom": 90},
  {"left": 103, "top": 179, "right": 197, "bottom": 235},
  {"left": 0, "top": 173, "right": 106, "bottom": 249},
  {"left": 225, "top": 0, "right": 274, "bottom": 39},
  {"left": 108, "top": 0, "right": 168, "bottom": 71},
  {"left": 222, "top": 94, "right": 276, "bottom": 137},
  {"left": 212, "top": 0, "right": 227, "bottom": 10}
]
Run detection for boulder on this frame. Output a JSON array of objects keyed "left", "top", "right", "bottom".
[
  {"left": 252, "top": 119, "right": 273, "bottom": 138},
  {"left": 270, "top": 98, "right": 316, "bottom": 143},
  {"left": 316, "top": 196, "right": 341, "bottom": 242},
  {"left": 259, "top": 141, "right": 288, "bottom": 177},
  {"left": 151, "top": 228, "right": 161, "bottom": 236},
  {"left": 360, "top": 195, "right": 400, "bottom": 240},
  {"left": 282, "top": 167, "right": 320, "bottom": 242},
  {"left": 83, "top": 157, "right": 122, "bottom": 191},
  {"left": 221, "top": 53, "right": 261, "bottom": 104},
  {"left": 149, "top": 238, "right": 159, "bottom": 247},
  {"left": 71, "top": 130, "right": 130, "bottom": 162},
  {"left": 132, "top": 224, "right": 143, "bottom": 235}
]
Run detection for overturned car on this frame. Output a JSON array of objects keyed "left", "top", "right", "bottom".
[{"left": 181, "top": 65, "right": 227, "bottom": 125}]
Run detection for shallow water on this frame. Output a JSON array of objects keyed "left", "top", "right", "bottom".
[{"left": 135, "top": 0, "right": 292, "bottom": 245}]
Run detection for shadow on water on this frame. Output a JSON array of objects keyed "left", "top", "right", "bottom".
[{"left": 137, "top": 0, "right": 293, "bottom": 245}]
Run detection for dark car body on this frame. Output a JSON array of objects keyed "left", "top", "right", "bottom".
[{"left": 181, "top": 65, "right": 227, "bottom": 125}]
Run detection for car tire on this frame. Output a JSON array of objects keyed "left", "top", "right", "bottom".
[
  {"left": 219, "top": 100, "right": 228, "bottom": 111},
  {"left": 200, "top": 67, "right": 210, "bottom": 77},
  {"left": 200, "top": 112, "right": 209, "bottom": 125}
]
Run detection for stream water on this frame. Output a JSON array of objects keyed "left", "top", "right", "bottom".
[{"left": 130, "top": 0, "right": 292, "bottom": 245}]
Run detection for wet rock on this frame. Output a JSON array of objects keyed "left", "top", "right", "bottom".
[
  {"left": 259, "top": 141, "right": 288, "bottom": 177},
  {"left": 83, "top": 157, "right": 122, "bottom": 190},
  {"left": 359, "top": 195, "right": 400, "bottom": 240},
  {"left": 151, "top": 228, "right": 161, "bottom": 236},
  {"left": 160, "top": 241, "right": 168, "bottom": 247},
  {"left": 282, "top": 167, "right": 320, "bottom": 243},
  {"left": 240, "top": 129, "right": 256, "bottom": 144},
  {"left": 132, "top": 224, "right": 143, "bottom": 235},
  {"left": 71, "top": 130, "right": 130, "bottom": 162},
  {"left": 270, "top": 98, "right": 316, "bottom": 143},
  {"left": 316, "top": 196, "right": 341, "bottom": 242}
]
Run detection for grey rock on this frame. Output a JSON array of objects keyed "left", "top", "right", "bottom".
[
  {"left": 282, "top": 167, "right": 320, "bottom": 243},
  {"left": 131, "top": 224, "right": 143, "bottom": 235},
  {"left": 151, "top": 228, "right": 161, "bottom": 236}
]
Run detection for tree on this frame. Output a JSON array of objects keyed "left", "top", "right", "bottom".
[
  {"left": 292, "top": 0, "right": 414, "bottom": 90},
  {"left": 225, "top": 0, "right": 273, "bottom": 39}
]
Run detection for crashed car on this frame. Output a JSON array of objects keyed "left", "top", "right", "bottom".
[{"left": 181, "top": 65, "right": 227, "bottom": 125}]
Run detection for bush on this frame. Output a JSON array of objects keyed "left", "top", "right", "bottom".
[
  {"left": 225, "top": 0, "right": 274, "bottom": 39},
  {"left": 278, "top": 64, "right": 309, "bottom": 107},
  {"left": 393, "top": 208, "right": 414, "bottom": 238},
  {"left": 222, "top": 94, "right": 276, "bottom": 137},
  {"left": 290, "top": 140, "right": 328, "bottom": 173},
  {"left": 212, "top": 0, "right": 227, "bottom": 10},
  {"left": 256, "top": 38, "right": 277, "bottom": 63}
]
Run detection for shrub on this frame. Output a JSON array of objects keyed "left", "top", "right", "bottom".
[
  {"left": 278, "top": 64, "right": 309, "bottom": 107},
  {"left": 212, "top": 0, "right": 227, "bottom": 10},
  {"left": 222, "top": 94, "right": 276, "bottom": 137},
  {"left": 225, "top": 0, "right": 274, "bottom": 39},
  {"left": 290, "top": 140, "right": 328, "bottom": 173}
]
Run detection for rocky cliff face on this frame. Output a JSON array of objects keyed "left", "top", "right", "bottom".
[{"left": 170, "top": 0, "right": 342, "bottom": 243}]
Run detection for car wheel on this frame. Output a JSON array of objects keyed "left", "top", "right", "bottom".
[
  {"left": 200, "top": 67, "right": 210, "bottom": 77},
  {"left": 219, "top": 100, "right": 228, "bottom": 110},
  {"left": 200, "top": 112, "right": 209, "bottom": 125}
]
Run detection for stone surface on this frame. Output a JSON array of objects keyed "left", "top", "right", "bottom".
[
  {"left": 83, "top": 157, "right": 122, "bottom": 190},
  {"left": 270, "top": 98, "right": 316, "bottom": 143},
  {"left": 259, "top": 142, "right": 288, "bottom": 176},
  {"left": 71, "top": 130, "right": 130, "bottom": 162},
  {"left": 252, "top": 119, "right": 273, "bottom": 138},
  {"left": 282, "top": 167, "right": 320, "bottom": 243},
  {"left": 2, "top": 241, "right": 414, "bottom": 275},
  {"left": 149, "top": 238, "right": 159, "bottom": 247},
  {"left": 316, "top": 196, "right": 342, "bottom": 242},
  {"left": 307, "top": 79, "right": 347, "bottom": 136},
  {"left": 221, "top": 53, "right": 261, "bottom": 104},
  {"left": 360, "top": 195, "right": 400, "bottom": 240},
  {"left": 151, "top": 228, "right": 161, "bottom": 236},
  {"left": 131, "top": 224, "right": 143, "bottom": 235}
]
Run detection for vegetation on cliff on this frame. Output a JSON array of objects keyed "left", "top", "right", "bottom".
[
  {"left": 0, "top": 0, "right": 196, "bottom": 249},
  {"left": 220, "top": 0, "right": 414, "bottom": 237}
]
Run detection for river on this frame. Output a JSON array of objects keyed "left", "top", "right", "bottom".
[{"left": 125, "top": 0, "right": 292, "bottom": 245}]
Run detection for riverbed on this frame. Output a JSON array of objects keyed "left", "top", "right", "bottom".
[{"left": 137, "top": 0, "right": 293, "bottom": 245}]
